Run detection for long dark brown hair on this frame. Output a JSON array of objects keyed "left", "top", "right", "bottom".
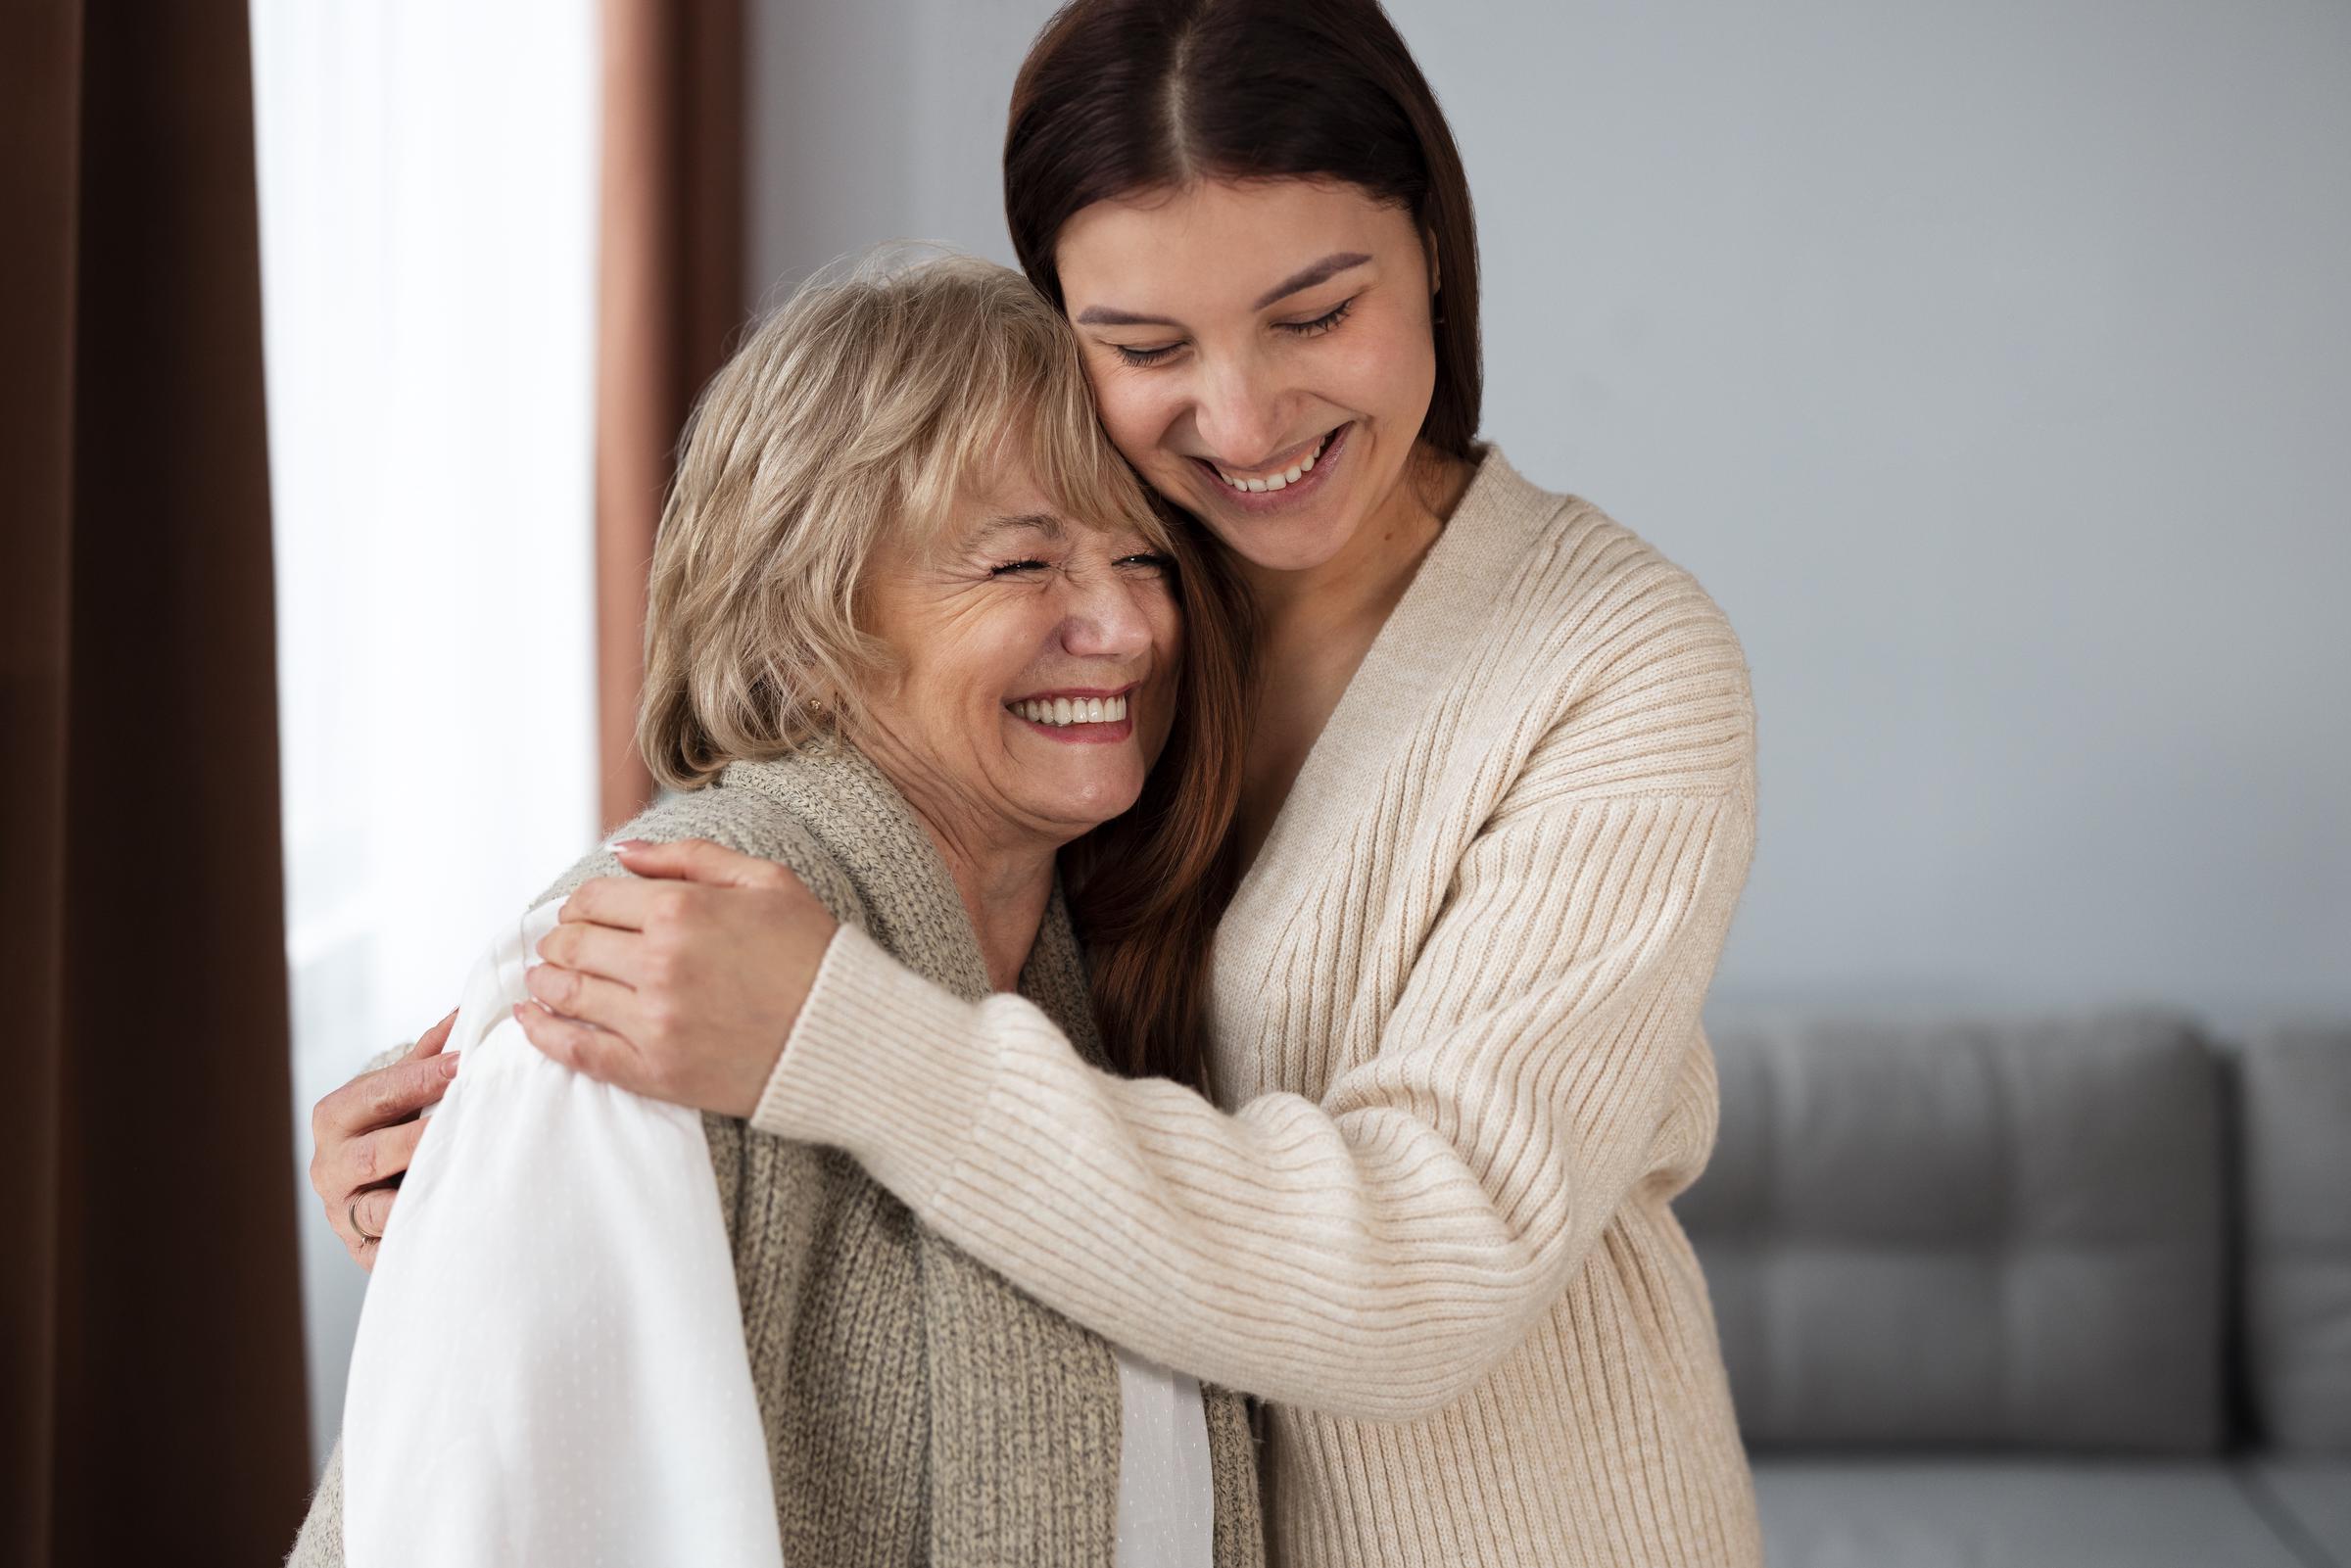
[
  {"left": 1013, "top": 0, "right": 1480, "bottom": 1085},
  {"left": 1061, "top": 508, "right": 1254, "bottom": 1090},
  {"left": 1004, "top": 0, "right": 1483, "bottom": 460}
]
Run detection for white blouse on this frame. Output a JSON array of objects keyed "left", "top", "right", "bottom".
[
  {"left": 339, "top": 900, "right": 1214, "bottom": 1565},
  {"left": 1112, "top": 1350, "right": 1216, "bottom": 1566}
]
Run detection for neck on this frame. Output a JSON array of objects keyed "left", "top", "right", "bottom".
[
  {"left": 1239, "top": 441, "right": 1474, "bottom": 640},
  {"left": 931, "top": 832, "right": 1057, "bottom": 993},
  {"left": 846, "top": 733, "right": 1066, "bottom": 991},
  {"left": 846, "top": 729, "right": 1067, "bottom": 987},
  {"left": 902, "top": 788, "right": 1060, "bottom": 991}
]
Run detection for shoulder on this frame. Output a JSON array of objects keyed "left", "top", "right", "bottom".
[
  {"left": 1465, "top": 451, "right": 1754, "bottom": 797},
  {"left": 527, "top": 782, "right": 868, "bottom": 928},
  {"left": 1472, "top": 453, "right": 1747, "bottom": 687}
]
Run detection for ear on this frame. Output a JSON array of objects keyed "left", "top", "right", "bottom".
[{"left": 1422, "top": 226, "right": 1442, "bottom": 299}]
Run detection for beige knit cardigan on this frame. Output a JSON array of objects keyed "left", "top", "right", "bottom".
[
  {"left": 290, "top": 744, "right": 1265, "bottom": 1566},
  {"left": 746, "top": 449, "right": 1764, "bottom": 1567}
]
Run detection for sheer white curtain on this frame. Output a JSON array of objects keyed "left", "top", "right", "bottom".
[{"left": 248, "top": 0, "right": 602, "bottom": 1466}]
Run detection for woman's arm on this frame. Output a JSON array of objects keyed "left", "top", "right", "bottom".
[
  {"left": 741, "top": 778, "right": 1751, "bottom": 1423},
  {"left": 504, "top": 703, "right": 1733, "bottom": 1424}
]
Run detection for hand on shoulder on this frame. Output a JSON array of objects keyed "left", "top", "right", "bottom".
[{"left": 512, "top": 837, "right": 840, "bottom": 1118}]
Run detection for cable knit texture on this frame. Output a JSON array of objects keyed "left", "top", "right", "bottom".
[
  {"left": 753, "top": 448, "right": 1762, "bottom": 1567},
  {"left": 289, "top": 744, "right": 1264, "bottom": 1567}
]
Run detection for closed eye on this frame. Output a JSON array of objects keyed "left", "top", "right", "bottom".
[
  {"left": 1112, "top": 341, "right": 1181, "bottom": 367},
  {"left": 989, "top": 559, "right": 1051, "bottom": 576},
  {"left": 1279, "top": 296, "right": 1355, "bottom": 338},
  {"left": 1111, "top": 296, "right": 1355, "bottom": 366}
]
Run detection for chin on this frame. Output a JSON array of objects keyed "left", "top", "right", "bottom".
[
  {"left": 1033, "top": 769, "right": 1146, "bottom": 831},
  {"left": 1211, "top": 508, "right": 1357, "bottom": 576},
  {"left": 1166, "top": 471, "right": 1365, "bottom": 576}
]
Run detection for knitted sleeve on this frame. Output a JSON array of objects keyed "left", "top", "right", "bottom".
[{"left": 749, "top": 736, "right": 1754, "bottom": 1423}]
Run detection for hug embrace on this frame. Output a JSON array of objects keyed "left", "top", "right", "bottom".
[{"left": 296, "top": 1, "right": 1759, "bottom": 1564}]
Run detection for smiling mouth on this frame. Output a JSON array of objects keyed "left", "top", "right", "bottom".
[
  {"left": 1191, "top": 422, "right": 1350, "bottom": 502},
  {"left": 1008, "top": 692, "right": 1129, "bottom": 728},
  {"left": 1002, "top": 684, "right": 1143, "bottom": 746}
]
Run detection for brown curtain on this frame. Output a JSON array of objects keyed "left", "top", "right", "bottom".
[
  {"left": 1, "top": 3, "right": 312, "bottom": 1564},
  {"left": 596, "top": 0, "right": 746, "bottom": 827}
]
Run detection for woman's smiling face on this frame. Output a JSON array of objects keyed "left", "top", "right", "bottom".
[
  {"left": 851, "top": 460, "right": 1183, "bottom": 853},
  {"left": 1054, "top": 177, "right": 1440, "bottom": 578}
]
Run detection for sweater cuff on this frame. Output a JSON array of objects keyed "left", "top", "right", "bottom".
[{"left": 749, "top": 924, "right": 1000, "bottom": 1204}]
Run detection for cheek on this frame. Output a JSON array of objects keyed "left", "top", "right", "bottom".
[
  {"left": 1088, "top": 371, "right": 1180, "bottom": 473},
  {"left": 1340, "top": 311, "right": 1436, "bottom": 425},
  {"left": 869, "top": 658, "right": 953, "bottom": 749},
  {"left": 879, "top": 619, "right": 1012, "bottom": 748},
  {"left": 1150, "top": 588, "right": 1185, "bottom": 668}
]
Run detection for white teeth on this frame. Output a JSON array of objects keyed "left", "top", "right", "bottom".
[
  {"left": 1012, "top": 693, "right": 1131, "bottom": 727},
  {"left": 1213, "top": 429, "right": 1332, "bottom": 493}
]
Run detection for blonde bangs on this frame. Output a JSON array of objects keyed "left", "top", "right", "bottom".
[{"left": 884, "top": 279, "right": 1164, "bottom": 559}]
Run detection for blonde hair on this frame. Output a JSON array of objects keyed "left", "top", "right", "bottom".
[{"left": 638, "top": 247, "right": 1173, "bottom": 791}]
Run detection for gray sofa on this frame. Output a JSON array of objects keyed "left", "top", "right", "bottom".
[{"left": 1678, "top": 1013, "right": 2350, "bottom": 1567}]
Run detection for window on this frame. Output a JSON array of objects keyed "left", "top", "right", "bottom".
[{"left": 249, "top": 0, "right": 601, "bottom": 1465}]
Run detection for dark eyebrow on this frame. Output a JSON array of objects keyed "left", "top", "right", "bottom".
[
  {"left": 1250, "top": 251, "right": 1371, "bottom": 310},
  {"left": 1072, "top": 305, "right": 1180, "bottom": 328},
  {"left": 1071, "top": 251, "right": 1373, "bottom": 328}
]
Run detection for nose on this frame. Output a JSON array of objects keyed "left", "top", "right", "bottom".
[
  {"left": 1058, "top": 566, "right": 1158, "bottom": 662},
  {"left": 1191, "top": 349, "right": 1288, "bottom": 470}
]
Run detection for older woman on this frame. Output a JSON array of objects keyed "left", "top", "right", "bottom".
[{"left": 293, "top": 254, "right": 1263, "bottom": 1565}]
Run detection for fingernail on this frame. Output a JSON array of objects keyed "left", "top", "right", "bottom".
[
  {"left": 442, "top": 1053, "right": 460, "bottom": 1077},
  {"left": 606, "top": 838, "right": 646, "bottom": 854}
]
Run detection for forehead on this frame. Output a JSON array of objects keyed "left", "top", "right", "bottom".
[
  {"left": 916, "top": 454, "right": 1160, "bottom": 561},
  {"left": 1056, "top": 177, "right": 1416, "bottom": 312}
]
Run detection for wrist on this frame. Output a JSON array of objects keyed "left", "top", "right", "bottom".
[{"left": 736, "top": 920, "right": 844, "bottom": 1120}]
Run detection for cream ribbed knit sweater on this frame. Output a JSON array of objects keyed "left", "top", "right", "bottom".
[{"left": 751, "top": 449, "right": 1761, "bottom": 1567}]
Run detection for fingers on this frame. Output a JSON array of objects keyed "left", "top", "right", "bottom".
[
  {"left": 322, "top": 1114, "right": 432, "bottom": 1201},
  {"left": 610, "top": 836, "right": 792, "bottom": 891},
  {"left": 313, "top": 1054, "right": 449, "bottom": 1269},
  {"left": 331, "top": 1206, "right": 373, "bottom": 1268},
  {"left": 558, "top": 872, "right": 677, "bottom": 933},
  {"left": 313, "top": 1049, "right": 453, "bottom": 1272},
  {"left": 512, "top": 1000, "right": 645, "bottom": 1094},
  {"left": 558, "top": 846, "right": 811, "bottom": 935},
  {"left": 351, "top": 1185, "right": 400, "bottom": 1241},
  {"left": 409, "top": 1006, "right": 461, "bottom": 1060},
  {"left": 311, "top": 1104, "right": 435, "bottom": 1263},
  {"left": 534, "top": 919, "right": 657, "bottom": 990},
  {"left": 332, "top": 1184, "right": 401, "bottom": 1271},
  {"left": 312, "top": 1049, "right": 459, "bottom": 1142},
  {"left": 523, "top": 959, "right": 642, "bottom": 1038}
]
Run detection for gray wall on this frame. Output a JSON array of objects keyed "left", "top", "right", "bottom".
[{"left": 749, "top": 0, "right": 2351, "bottom": 1029}]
